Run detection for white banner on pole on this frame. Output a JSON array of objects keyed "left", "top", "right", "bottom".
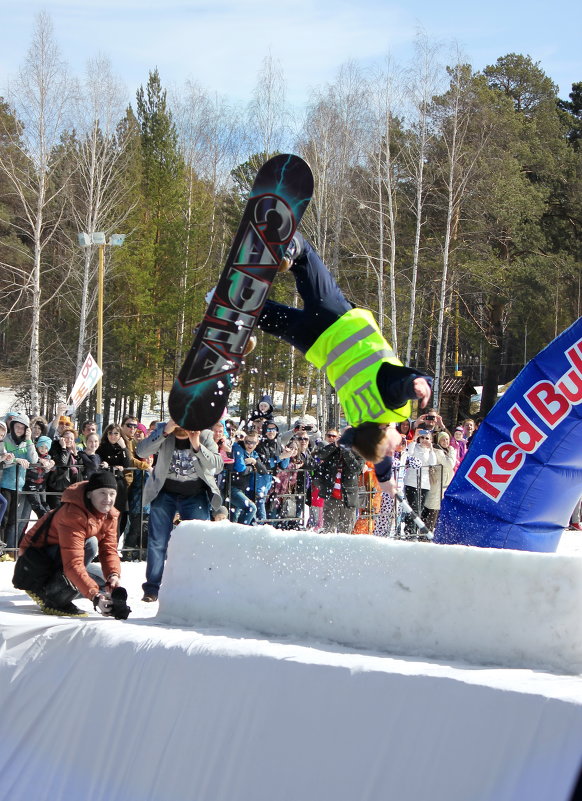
[{"left": 68, "top": 353, "right": 103, "bottom": 409}]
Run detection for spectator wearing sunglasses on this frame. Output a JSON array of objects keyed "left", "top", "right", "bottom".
[
  {"left": 119, "top": 416, "right": 152, "bottom": 534},
  {"left": 120, "top": 416, "right": 152, "bottom": 479},
  {"left": 281, "top": 414, "right": 321, "bottom": 447},
  {"left": 309, "top": 429, "right": 340, "bottom": 527},
  {"left": 230, "top": 432, "right": 269, "bottom": 525},
  {"left": 292, "top": 433, "right": 313, "bottom": 461},
  {"left": 287, "top": 433, "right": 315, "bottom": 516},
  {"left": 311, "top": 429, "right": 365, "bottom": 534},
  {"left": 255, "top": 423, "right": 294, "bottom": 520},
  {"left": 402, "top": 429, "right": 436, "bottom": 538}
]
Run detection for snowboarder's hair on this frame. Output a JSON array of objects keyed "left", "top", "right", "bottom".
[{"left": 350, "top": 422, "right": 388, "bottom": 462}]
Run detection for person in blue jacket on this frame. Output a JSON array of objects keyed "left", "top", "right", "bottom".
[
  {"left": 255, "top": 422, "right": 294, "bottom": 521},
  {"left": 230, "top": 430, "right": 269, "bottom": 525}
]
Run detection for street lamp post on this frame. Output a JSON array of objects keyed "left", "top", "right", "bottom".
[{"left": 78, "top": 232, "right": 126, "bottom": 434}]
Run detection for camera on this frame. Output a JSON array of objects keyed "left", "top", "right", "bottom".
[{"left": 425, "top": 415, "right": 435, "bottom": 421}]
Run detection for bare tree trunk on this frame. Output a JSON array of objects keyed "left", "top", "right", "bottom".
[
  {"left": 0, "top": 13, "right": 75, "bottom": 415},
  {"left": 247, "top": 52, "right": 288, "bottom": 158},
  {"left": 405, "top": 35, "right": 441, "bottom": 365},
  {"left": 481, "top": 299, "right": 505, "bottom": 416},
  {"left": 301, "top": 365, "right": 313, "bottom": 416},
  {"left": 72, "top": 57, "right": 134, "bottom": 375},
  {"left": 287, "top": 348, "right": 295, "bottom": 426}
]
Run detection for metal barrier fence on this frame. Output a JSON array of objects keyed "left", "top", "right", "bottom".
[
  {"left": 222, "top": 464, "right": 309, "bottom": 528},
  {"left": 0, "top": 462, "right": 446, "bottom": 558},
  {"left": 0, "top": 465, "right": 149, "bottom": 560},
  {"left": 349, "top": 462, "right": 446, "bottom": 538}
]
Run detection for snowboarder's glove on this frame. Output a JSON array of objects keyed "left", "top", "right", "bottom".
[{"left": 93, "top": 592, "right": 114, "bottom": 616}]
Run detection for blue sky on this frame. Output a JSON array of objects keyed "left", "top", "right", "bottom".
[{"left": 1, "top": 0, "right": 580, "bottom": 110}]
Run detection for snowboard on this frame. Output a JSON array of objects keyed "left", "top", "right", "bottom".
[{"left": 169, "top": 154, "right": 314, "bottom": 431}]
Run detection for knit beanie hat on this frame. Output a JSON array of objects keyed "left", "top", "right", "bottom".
[
  {"left": 86, "top": 471, "right": 118, "bottom": 493},
  {"left": 36, "top": 436, "right": 53, "bottom": 450},
  {"left": 136, "top": 423, "right": 148, "bottom": 435}
]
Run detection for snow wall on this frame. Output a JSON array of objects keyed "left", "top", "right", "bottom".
[
  {"left": 158, "top": 522, "right": 582, "bottom": 674},
  {"left": 435, "top": 318, "right": 582, "bottom": 552}
]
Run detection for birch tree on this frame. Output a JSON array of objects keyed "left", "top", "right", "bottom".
[
  {"left": 349, "top": 61, "right": 404, "bottom": 346},
  {"left": 297, "top": 62, "right": 368, "bottom": 424},
  {"left": 402, "top": 34, "right": 441, "bottom": 365},
  {"left": 246, "top": 52, "right": 289, "bottom": 162},
  {"left": 70, "top": 54, "right": 133, "bottom": 375},
  {"left": 173, "top": 82, "right": 242, "bottom": 365},
  {"left": 0, "top": 12, "right": 74, "bottom": 414},
  {"left": 430, "top": 59, "right": 493, "bottom": 407}
]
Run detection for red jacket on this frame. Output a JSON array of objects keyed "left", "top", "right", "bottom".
[{"left": 19, "top": 482, "right": 121, "bottom": 600}]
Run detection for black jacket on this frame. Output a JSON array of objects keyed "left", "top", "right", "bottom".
[
  {"left": 312, "top": 444, "right": 365, "bottom": 507},
  {"left": 96, "top": 439, "right": 131, "bottom": 510}
]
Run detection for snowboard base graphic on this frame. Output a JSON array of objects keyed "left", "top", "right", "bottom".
[{"left": 169, "top": 154, "right": 314, "bottom": 430}]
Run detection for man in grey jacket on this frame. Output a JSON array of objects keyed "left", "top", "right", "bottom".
[{"left": 136, "top": 420, "right": 224, "bottom": 602}]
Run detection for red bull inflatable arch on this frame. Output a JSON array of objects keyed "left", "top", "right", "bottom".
[{"left": 435, "top": 318, "right": 582, "bottom": 552}]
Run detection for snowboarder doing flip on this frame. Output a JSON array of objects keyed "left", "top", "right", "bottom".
[{"left": 257, "top": 233, "right": 432, "bottom": 470}]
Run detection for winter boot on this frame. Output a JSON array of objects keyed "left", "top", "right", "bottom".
[
  {"left": 243, "top": 335, "right": 257, "bottom": 356},
  {"left": 278, "top": 233, "right": 304, "bottom": 272},
  {"left": 41, "top": 571, "right": 87, "bottom": 617}
]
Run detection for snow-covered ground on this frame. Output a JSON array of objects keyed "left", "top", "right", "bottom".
[
  {"left": 1, "top": 522, "right": 582, "bottom": 801},
  {"left": 0, "top": 386, "right": 317, "bottom": 429}
]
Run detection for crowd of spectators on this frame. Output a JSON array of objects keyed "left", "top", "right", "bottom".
[
  {"left": 0, "top": 403, "right": 483, "bottom": 559},
  {"left": 4, "top": 398, "right": 577, "bottom": 603}
]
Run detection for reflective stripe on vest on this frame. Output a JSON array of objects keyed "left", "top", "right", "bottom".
[{"left": 305, "top": 308, "right": 411, "bottom": 426}]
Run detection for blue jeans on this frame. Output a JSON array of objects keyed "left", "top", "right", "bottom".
[
  {"left": 143, "top": 490, "right": 210, "bottom": 597},
  {"left": 255, "top": 496, "right": 267, "bottom": 522},
  {"left": 258, "top": 240, "right": 351, "bottom": 353},
  {"left": 1, "top": 489, "right": 26, "bottom": 549},
  {"left": 229, "top": 487, "right": 257, "bottom": 525},
  {"left": 0, "top": 491, "right": 7, "bottom": 528}
]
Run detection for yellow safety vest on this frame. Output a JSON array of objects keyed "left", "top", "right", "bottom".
[{"left": 305, "top": 308, "right": 411, "bottom": 427}]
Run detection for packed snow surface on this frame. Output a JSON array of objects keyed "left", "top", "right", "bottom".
[{"left": 1, "top": 526, "right": 582, "bottom": 801}]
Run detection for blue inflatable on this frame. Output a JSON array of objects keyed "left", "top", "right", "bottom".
[{"left": 434, "top": 318, "right": 582, "bottom": 552}]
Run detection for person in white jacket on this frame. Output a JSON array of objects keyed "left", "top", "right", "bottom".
[
  {"left": 402, "top": 429, "right": 436, "bottom": 537},
  {"left": 423, "top": 431, "right": 457, "bottom": 529}
]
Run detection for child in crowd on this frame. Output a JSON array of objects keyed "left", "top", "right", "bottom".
[
  {"left": 249, "top": 395, "right": 275, "bottom": 430},
  {"left": 450, "top": 426, "right": 468, "bottom": 471},
  {"left": 21, "top": 435, "right": 55, "bottom": 524},
  {"left": 212, "top": 506, "right": 229, "bottom": 522},
  {"left": 76, "top": 432, "right": 103, "bottom": 479}
]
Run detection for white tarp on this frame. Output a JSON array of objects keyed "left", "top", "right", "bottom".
[{"left": 1, "top": 523, "right": 582, "bottom": 801}]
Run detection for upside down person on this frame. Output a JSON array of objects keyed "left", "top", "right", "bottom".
[{"left": 257, "top": 233, "right": 432, "bottom": 489}]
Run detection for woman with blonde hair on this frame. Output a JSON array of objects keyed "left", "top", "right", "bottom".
[{"left": 422, "top": 430, "right": 456, "bottom": 530}]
